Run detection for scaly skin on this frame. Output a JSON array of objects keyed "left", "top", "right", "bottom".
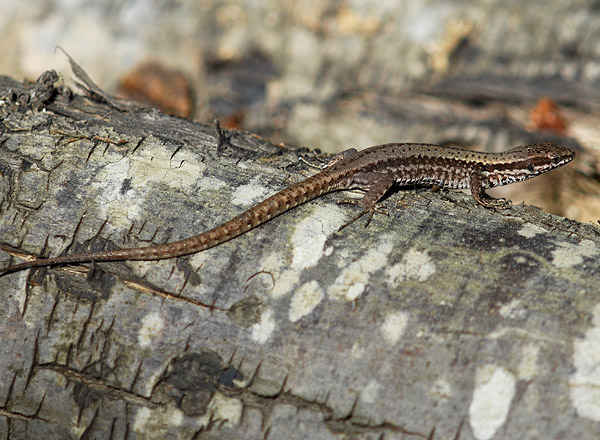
[{"left": 0, "top": 142, "right": 575, "bottom": 276}]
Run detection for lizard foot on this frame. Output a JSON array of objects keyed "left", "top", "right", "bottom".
[
  {"left": 337, "top": 199, "right": 389, "bottom": 231},
  {"left": 477, "top": 197, "right": 510, "bottom": 209}
]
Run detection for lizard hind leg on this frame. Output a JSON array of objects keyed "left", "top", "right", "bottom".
[
  {"left": 337, "top": 173, "right": 395, "bottom": 232},
  {"left": 336, "top": 200, "right": 389, "bottom": 231}
]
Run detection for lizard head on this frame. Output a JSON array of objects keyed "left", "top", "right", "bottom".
[
  {"left": 514, "top": 142, "right": 576, "bottom": 172},
  {"left": 482, "top": 142, "right": 575, "bottom": 187}
]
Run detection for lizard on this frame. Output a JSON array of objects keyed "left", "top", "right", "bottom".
[{"left": 0, "top": 141, "right": 575, "bottom": 276}]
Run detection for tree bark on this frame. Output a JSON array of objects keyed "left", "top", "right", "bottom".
[{"left": 0, "top": 72, "right": 598, "bottom": 440}]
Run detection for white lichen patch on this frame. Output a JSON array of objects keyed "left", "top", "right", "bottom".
[
  {"left": 240, "top": 205, "right": 345, "bottom": 299},
  {"left": 428, "top": 378, "right": 452, "bottom": 399},
  {"left": 132, "top": 406, "right": 184, "bottom": 434},
  {"left": 251, "top": 308, "right": 276, "bottom": 343},
  {"left": 552, "top": 239, "right": 598, "bottom": 268},
  {"left": 93, "top": 159, "right": 132, "bottom": 201},
  {"left": 469, "top": 365, "right": 516, "bottom": 440},
  {"left": 498, "top": 299, "right": 527, "bottom": 320},
  {"left": 517, "top": 223, "right": 547, "bottom": 238},
  {"left": 138, "top": 311, "right": 164, "bottom": 347},
  {"left": 206, "top": 392, "right": 243, "bottom": 427},
  {"left": 132, "top": 407, "right": 152, "bottom": 432},
  {"left": 488, "top": 327, "right": 561, "bottom": 344},
  {"left": 231, "top": 180, "right": 271, "bottom": 206},
  {"left": 271, "top": 269, "right": 301, "bottom": 299},
  {"left": 130, "top": 141, "right": 206, "bottom": 189},
  {"left": 386, "top": 248, "right": 436, "bottom": 285},
  {"left": 380, "top": 311, "right": 409, "bottom": 345},
  {"left": 257, "top": 252, "right": 301, "bottom": 298},
  {"left": 91, "top": 158, "right": 141, "bottom": 228},
  {"left": 197, "top": 176, "right": 227, "bottom": 192},
  {"left": 329, "top": 277, "right": 366, "bottom": 301},
  {"left": 289, "top": 280, "right": 324, "bottom": 322},
  {"left": 328, "top": 239, "right": 394, "bottom": 301},
  {"left": 569, "top": 302, "right": 600, "bottom": 421},
  {"left": 89, "top": 142, "right": 207, "bottom": 229},
  {"left": 261, "top": 252, "right": 286, "bottom": 273},
  {"left": 350, "top": 342, "right": 365, "bottom": 358},
  {"left": 131, "top": 390, "right": 241, "bottom": 433},
  {"left": 517, "top": 343, "right": 540, "bottom": 381},
  {"left": 291, "top": 205, "right": 346, "bottom": 270},
  {"left": 361, "top": 380, "right": 381, "bottom": 404}
]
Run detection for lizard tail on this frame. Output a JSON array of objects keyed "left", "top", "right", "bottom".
[{"left": 0, "top": 171, "right": 342, "bottom": 275}]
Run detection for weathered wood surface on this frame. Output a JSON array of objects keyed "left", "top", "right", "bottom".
[{"left": 0, "top": 72, "right": 599, "bottom": 440}]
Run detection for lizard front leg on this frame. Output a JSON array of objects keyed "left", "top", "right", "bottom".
[{"left": 469, "top": 169, "right": 508, "bottom": 208}]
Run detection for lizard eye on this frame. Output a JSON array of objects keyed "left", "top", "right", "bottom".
[{"left": 527, "top": 164, "right": 535, "bottom": 172}]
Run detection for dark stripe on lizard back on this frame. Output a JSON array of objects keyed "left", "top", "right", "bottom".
[{"left": 0, "top": 141, "right": 574, "bottom": 276}]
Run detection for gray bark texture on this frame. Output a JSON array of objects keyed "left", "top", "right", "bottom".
[{"left": 0, "top": 72, "right": 599, "bottom": 440}]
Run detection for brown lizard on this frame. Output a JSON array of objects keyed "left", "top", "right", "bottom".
[{"left": 0, "top": 141, "right": 575, "bottom": 276}]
